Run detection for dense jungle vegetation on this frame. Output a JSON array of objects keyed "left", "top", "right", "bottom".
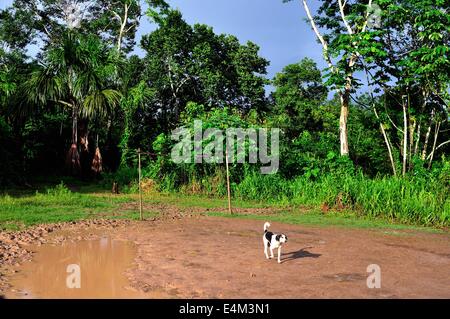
[{"left": 0, "top": 0, "right": 449, "bottom": 226}]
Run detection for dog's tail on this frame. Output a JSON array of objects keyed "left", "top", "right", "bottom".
[{"left": 264, "top": 222, "right": 271, "bottom": 233}]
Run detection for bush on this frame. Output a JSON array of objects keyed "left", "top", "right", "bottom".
[
  {"left": 45, "top": 182, "right": 72, "bottom": 197},
  {"left": 101, "top": 166, "right": 138, "bottom": 191}
]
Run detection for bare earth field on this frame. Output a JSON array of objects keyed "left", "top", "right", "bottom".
[{"left": 1, "top": 214, "right": 450, "bottom": 299}]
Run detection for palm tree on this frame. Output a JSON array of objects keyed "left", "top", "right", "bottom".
[{"left": 24, "top": 32, "right": 122, "bottom": 174}]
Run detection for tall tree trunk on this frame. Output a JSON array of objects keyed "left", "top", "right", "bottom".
[
  {"left": 79, "top": 119, "right": 89, "bottom": 153},
  {"left": 339, "top": 90, "right": 350, "bottom": 156},
  {"left": 414, "top": 122, "right": 421, "bottom": 156},
  {"left": 339, "top": 54, "right": 358, "bottom": 157},
  {"left": 428, "top": 121, "right": 441, "bottom": 169},
  {"left": 117, "top": 5, "right": 127, "bottom": 52},
  {"left": 302, "top": 0, "right": 363, "bottom": 157},
  {"left": 422, "top": 109, "right": 435, "bottom": 160},
  {"left": 408, "top": 119, "right": 415, "bottom": 170},
  {"left": 114, "top": 3, "right": 130, "bottom": 53},
  {"left": 67, "top": 104, "right": 81, "bottom": 175},
  {"left": 72, "top": 104, "right": 78, "bottom": 145},
  {"left": 402, "top": 97, "right": 408, "bottom": 176},
  {"left": 374, "top": 107, "right": 397, "bottom": 176}
]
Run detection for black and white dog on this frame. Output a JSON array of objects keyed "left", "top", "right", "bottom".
[{"left": 263, "top": 222, "right": 288, "bottom": 263}]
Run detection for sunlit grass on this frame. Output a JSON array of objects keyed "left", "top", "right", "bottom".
[
  {"left": 233, "top": 173, "right": 450, "bottom": 227},
  {"left": 0, "top": 183, "right": 127, "bottom": 230},
  {"left": 0, "top": 181, "right": 446, "bottom": 233},
  {"left": 207, "top": 210, "right": 442, "bottom": 233}
]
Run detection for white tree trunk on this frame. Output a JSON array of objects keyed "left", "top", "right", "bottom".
[
  {"left": 112, "top": 3, "right": 130, "bottom": 53},
  {"left": 339, "top": 92, "right": 350, "bottom": 156},
  {"left": 422, "top": 109, "right": 435, "bottom": 160},
  {"left": 428, "top": 121, "right": 441, "bottom": 168},
  {"left": 408, "top": 119, "right": 415, "bottom": 170},
  {"left": 374, "top": 107, "right": 397, "bottom": 176},
  {"left": 414, "top": 122, "right": 421, "bottom": 156}
]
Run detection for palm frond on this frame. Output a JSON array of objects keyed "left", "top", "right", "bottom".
[
  {"left": 23, "top": 66, "right": 66, "bottom": 106},
  {"left": 82, "top": 89, "right": 122, "bottom": 119}
]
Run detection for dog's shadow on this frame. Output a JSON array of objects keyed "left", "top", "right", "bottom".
[{"left": 281, "top": 247, "right": 321, "bottom": 263}]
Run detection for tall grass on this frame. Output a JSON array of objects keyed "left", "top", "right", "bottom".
[
  {"left": 106, "top": 165, "right": 450, "bottom": 227},
  {"left": 234, "top": 172, "right": 449, "bottom": 227}
]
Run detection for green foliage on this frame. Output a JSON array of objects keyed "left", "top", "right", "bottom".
[
  {"left": 0, "top": 0, "right": 142, "bottom": 53},
  {"left": 0, "top": 183, "right": 129, "bottom": 230},
  {"left": 102, "top": 166, "right": 138, "bottom": 190},
  {"left": 271, "top": 58, "right": 328, "bottom": 138},
  {"left": 119, "top": 80, "right": 156, "bottom": 166},
  {"left": 234, "top": 171, "right": 449, "bottom": 227},
  {"left": 45, "top": 182, "right": 71, "bottom": 197},
  {"left": 0, "top": 0, "right": 448, "bottom": 230},
  {"left": 147, "top": 102, "right": 256, "bottom": 193},
  {"left": 24, "top": 32, "right": 122, "bottom": 116},
  {"left": 140, "top": 8, "right": 269, "bottom": 122},
  {"left": 0, "top": 115, "right": 18, "bottom": 185}
]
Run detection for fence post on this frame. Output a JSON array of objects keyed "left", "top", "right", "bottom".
[
  {"left": 225, "top": 148, "right": 232, "bottom": 214},
  {"left": 138, "top": 148, "right": 143, "bottom": 221}
]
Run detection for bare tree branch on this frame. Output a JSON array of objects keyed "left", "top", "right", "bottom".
[
  {"left": 301, "top": 0, "right": 336, "bottom": 74},
  {"left": 338, "top": 0, "right": 354, "bottom": 35}
]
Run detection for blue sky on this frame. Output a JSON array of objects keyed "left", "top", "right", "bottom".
[
  {"left": 0, "top": 0, "right": 326, "bottom": 81},
  {"left": 139, "top": 0, "right": 325, "bottom": 80}
]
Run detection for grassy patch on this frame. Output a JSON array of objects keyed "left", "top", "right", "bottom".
[
  {"left": 0, "top": 182, "right": 445, "bottom": 234},
  {"left": 0, "top": 183, "right": 129, "bottom": 230},
  {"left": 206, "top": 210, "right": 442, "bottom": 233}
]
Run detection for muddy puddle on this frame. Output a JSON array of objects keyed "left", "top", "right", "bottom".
[{"left": 5, "top": 237, "right": 146, "bottom": 299}]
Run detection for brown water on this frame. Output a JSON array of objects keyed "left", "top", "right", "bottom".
[{"left": 6, "top": 237, "right": 146, "bottom": 299}]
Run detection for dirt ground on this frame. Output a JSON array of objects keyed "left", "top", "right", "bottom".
[
  {"left": 2, "top": 215, "right": 450, "bottom": 298},
  {"left": 122, "top": 216, "right": 450, "bottom": 298}
]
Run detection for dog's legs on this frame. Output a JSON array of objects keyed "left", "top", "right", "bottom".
[
  {"left": 270, "top": 247, "right": 274, "bottom": 259},
  {"left": 264, "top": 243, "right": 269, "bottom": 259},
  {"left": 277, "top": 246, "right": 282, "bottom": 264}
]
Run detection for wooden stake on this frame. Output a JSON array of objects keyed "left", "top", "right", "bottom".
[
  {"left": 225, "top": 148, "right": 232, "bottom": 214},
  {"left": 138, "top": 148, "right": 143, "bottom": 221}
]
